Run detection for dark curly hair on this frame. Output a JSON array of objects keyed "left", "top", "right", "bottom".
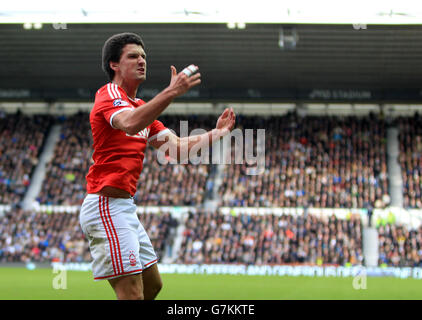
[{"left": 102, "top": 32, "right": 145, "bottom": 81}]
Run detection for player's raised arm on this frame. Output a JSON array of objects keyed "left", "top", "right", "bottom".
[
  {"left": 113, "top": 65, "right": 201, "bottom": 136},
  {"left": 149, "top": 108, "right": 236, "bottom": 162}
]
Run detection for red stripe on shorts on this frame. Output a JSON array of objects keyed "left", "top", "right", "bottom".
[
  {"left": 102, "top": 196, "right": 123, "bottom": 275},
  {"left": 99, "top": 196, "right": 119, "bottom": 275},
  {"left": 94, "top": 268, "right": 143, "bottom": 280},
  {"left": 105, "top": 196, "right": 124, "bottom": 273},
  {"left": 144, "top": 259, "right": 158, "bottom": 269}
]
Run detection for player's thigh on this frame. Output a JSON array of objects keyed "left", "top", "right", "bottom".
[
  {"left": 142, "top": 264, "right": 162, "bottom": 299},
  {"left": 142, "top": 264, "right": 162, "bottom": 290},
  {"left": 108, "top": 273, "right": 144, "bottom": 300}
]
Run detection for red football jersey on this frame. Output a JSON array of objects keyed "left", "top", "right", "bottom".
[{"left": 86, "top": 82, "right": 170, "bottom": 196}]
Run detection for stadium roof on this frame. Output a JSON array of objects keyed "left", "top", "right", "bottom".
[
  {"left": 1, "top": 22, "right": 422, "bottom": 103},
  {"left": 2, "top": 0, "right": 422, "bottom": 24}
]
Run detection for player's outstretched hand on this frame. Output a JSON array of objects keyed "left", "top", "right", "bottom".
[
  {"left": 168, "top": 65, "right": 201, "bottom": 98},
  {"left": 215, "top": 107, "right": 236, "bottom": 137}
]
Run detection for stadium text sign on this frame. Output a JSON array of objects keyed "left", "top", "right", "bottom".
[
  {"left": 51, "top": 262, "right": 422, "bottom": 280},
  {"left": 158, "top": 264, "right": 422, "bottom": 279}
]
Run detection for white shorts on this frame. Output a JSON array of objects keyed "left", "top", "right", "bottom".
[{"left": 79, "top": 194, "right": 158, "bottom": 281}]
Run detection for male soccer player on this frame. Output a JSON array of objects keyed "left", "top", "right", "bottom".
[{"left": 79, "top": 32, "right": 236, "bottom": 300}]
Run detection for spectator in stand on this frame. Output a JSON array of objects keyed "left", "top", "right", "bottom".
[
  {"left": 135, "top": 149, "right": 209, "bottom": 206},
  {"left": 0, "top": 208, "right": 88, "bottom": 263},
  {"left": 377, "top": 222, "right": 422, "bottom": 267},
  {"left": 0, "top": 208, "right": 178, "bottom": 263},
  {"left": 177, "top": 210, "right": 364, "bottom": 266},
  {"left": 37, "top": 112, "right": 92, "bottom": 205},
  {"left": 37, "top": 113, "right": 213, "bottom": 206},
  {"left": 138, "top": 211, "right": 179, "bottom": 261},
  {"left": 134, "top": 114, "right": 214, "bottom": 206},
  {"left": 3, "top": 207, "right": 422, "bottom": 268},
  {"left": 396, "top": 113, "right": 422, "bottom": 209},
  {"left": 218, "top": 112, "right": 389, "bottom": 209},
  {"left": 0, "top": 112, "right": 54, "bottom": 205}
]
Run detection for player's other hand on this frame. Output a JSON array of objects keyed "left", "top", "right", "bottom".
[
  {"left": 215, "top": 107, "right": 236, "bottom": 137},
  {"left": 167, "top": 65, "right": 201, "bottom": 97}
]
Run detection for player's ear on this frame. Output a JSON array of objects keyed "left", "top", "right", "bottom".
[{"left": 109, "top": 61, "right": 119, "bottom": 72}]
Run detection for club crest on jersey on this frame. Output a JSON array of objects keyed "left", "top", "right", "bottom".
[
  {"left": 113, "top": 99, "right": 129, "bottom": 107},
  {"left": 129, "top": 251, "right": 137, "bottom": 267},
  {"left": 126, "top": 127, "right": 150, "bottom": 140}
]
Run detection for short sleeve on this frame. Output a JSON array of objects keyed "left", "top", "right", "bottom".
[
  {"left": 98, "top": 83, "right": 134, "bottom": 128},
  {"left": 147, "top": 120, "right": 171, "bottom": 143}
]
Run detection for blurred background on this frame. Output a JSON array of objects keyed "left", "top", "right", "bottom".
[{"left": 1, "top": 0, "right": 422, "bottom": 299}]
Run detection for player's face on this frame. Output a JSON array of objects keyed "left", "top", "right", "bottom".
[{"left": 116, "top": 44, "right": 147, "bottom": 83}]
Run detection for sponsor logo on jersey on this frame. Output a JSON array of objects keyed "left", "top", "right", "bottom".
[
  {"left": 113, "top": 99, "right": 130, "bottom": 107},
  {"left": 126, "top": 127, "right": 150, "bottom": 140}
]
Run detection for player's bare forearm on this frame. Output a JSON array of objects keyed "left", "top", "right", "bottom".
[
  {"left": 114, "top": 65, "right": 201, "bottom": 136},
  {"left": 150, "top": 106, "right": 235, "bottom": 162},
  {"left": 118, "top": 88, "right": 176, "bottom": 135},
  {"left": 174, "top": 129, "right": 227, "bottom": 162},
  {"left": 174, "top": 108, "right": 235, "bottom": 161}
]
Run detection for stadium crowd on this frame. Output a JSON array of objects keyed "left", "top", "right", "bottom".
[
  {"left": 1, "top": 206, "right": 422, "bottom": 268},
  {"left": 36, "top": 113, "right": 213, "bottom": 206},
  {"left": 177, "top": 210, "right": 365, "bottom": 266},
  {"left": 1, "top": 110, "right": 420, "bottom": 211},
  {"left": 139, "top": 211, "right": 179, "bottom": 261},
  {"left": 0, "top": 208, "right": 88, "bottom": 263},
  {"left": 134, "top": 114, "right": 215, "bottom": 206},
  {"left": 0, "top": 112, "right": 54, "bottom": 205},
  {"left": 135, "top": 147, "right": 210, "bottom": 206},
  {"left": 218, "top": 113, "right": 390, "bottom": 209},
  {"left": 37, "top": 112, "right": 92, "bottom": 205},
  {"left": 3, "top": 110, "right": 422, "bottom": 268},
  {"left": 377, "top": 222, "right": 422, "bottom": 267},
  {"left": 0, "top": 208, "right": 178, "bottom": 263},
  {"left": 397, "top": 113, "right": 422, "bottom": 209}
]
